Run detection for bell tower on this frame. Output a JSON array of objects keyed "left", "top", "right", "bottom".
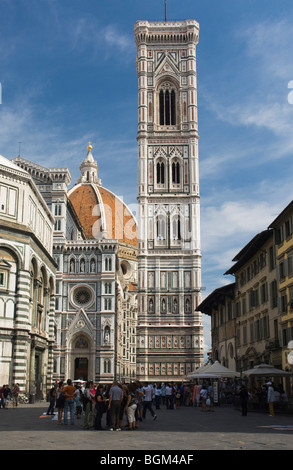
[{"left": 134, "top": 18, "right": 204, "bottom": 382}]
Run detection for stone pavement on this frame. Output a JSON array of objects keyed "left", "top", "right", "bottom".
[{"left": 1, "top": 400, "right": 293, "bottom": 453}]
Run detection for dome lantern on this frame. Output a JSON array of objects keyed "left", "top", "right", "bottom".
[{"left": 77, "top": 142, "right": 101, "bottom": 185}]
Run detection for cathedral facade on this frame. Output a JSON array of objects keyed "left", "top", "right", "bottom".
[{"left": 13, "top": 145, "right": 138, "bottom": 387}]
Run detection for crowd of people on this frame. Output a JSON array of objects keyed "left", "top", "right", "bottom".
[
  {"left": 45, "top": 380, "right": 217, "bottom": 430},
  {"left": 0, "top": 383, "right": 20, "bottom": 408},
  {"left": 1, "top": 378, "right": 287, "bottom": 423}
]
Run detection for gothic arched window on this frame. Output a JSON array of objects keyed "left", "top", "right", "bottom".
[
  {"left": 172, "top": 161, "right": 180, "bottom": 184},
  {"left": 156, "top": 215, "right": 166, "bottom": 240},
  {"left": 159, "top": 88, "right": 176, "bottom": 125},
  {"left": 156, "top": 161, "right": 165, "bottom": 184},
  {"left": 172, "top": 217, "right": 181, "bottom": 240}
]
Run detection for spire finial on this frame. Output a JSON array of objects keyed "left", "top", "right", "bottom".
[{"left": 87, "top": 141, "right": 92, "bottom": 152}]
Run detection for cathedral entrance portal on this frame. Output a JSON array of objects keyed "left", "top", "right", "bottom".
[
  {"left": 74, "top": 357, "right": 88, "bottom": 381},
  {"left": 71, "top": 333, "right": 92, "bottom": 381}
]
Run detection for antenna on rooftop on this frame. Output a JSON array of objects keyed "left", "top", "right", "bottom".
[
  {"left": 18, "top": 142, "right": 22, "bottom": 157},
  {"left": 165, "top": 0, "right": 167, "bottom": 22}
]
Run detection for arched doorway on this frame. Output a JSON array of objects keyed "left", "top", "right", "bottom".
[
  {"left": 72, "top": 334, "right": 90, "bottom": 381},
  {"left": 74, "top": 357, "right": 88, "bottom": 381}
]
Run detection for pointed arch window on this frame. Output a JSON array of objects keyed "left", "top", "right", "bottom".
[
  {"left": 156, "top": 161, "right": 165, "bottom": 184},
  {"left": 172, "top": 216, "right": 181, "bottom": 241},
  {"left": 156, "top": 215, "right": 166, "bottom": 240},
  {"left": 159, "top": 88, "right": 176, "bottom": 125},
  {"left": 172, "top": 161, "right": 180, "bottom": 184}
]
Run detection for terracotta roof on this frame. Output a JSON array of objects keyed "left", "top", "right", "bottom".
[{"left": 68, "top": 183, "right": 137, "bottom": 246}]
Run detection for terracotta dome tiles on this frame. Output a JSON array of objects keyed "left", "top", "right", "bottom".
[{"left": 69, "top": 184, "right": 137, "bottom": 246}]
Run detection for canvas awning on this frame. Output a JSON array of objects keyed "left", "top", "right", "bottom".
[
  {"left": 241, "top": 363, "right": 293, "bottom": 377},
  {"left": 197, "top": 361, "right": 240, "bottom": 378},
  {"left": 188, "top": 361, "right": 240, "bottom": 379},
  {"left": 186, "top": 362, "right": 213, "bottom": 378}
]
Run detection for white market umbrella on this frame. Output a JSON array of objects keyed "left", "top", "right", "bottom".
[
  {"left": 187, "top": 362, "right": 213, "bottom": 379},
  {"left": 188, "top": 361, "right": 240, "bottom": 379},
  {"left": 242, "top": 363, "right": 293, "bottom": 377},
  {"left": 196, "top": 361, "right": 240, "bottom": 378},
  {"left": 190, "top": 373, "right": 221, "bottom": 379}
]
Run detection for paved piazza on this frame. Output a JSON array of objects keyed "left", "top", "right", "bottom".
[{"left": 1, "top": 401, "right": 293, "bottom": 454}]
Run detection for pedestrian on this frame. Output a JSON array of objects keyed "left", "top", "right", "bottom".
[
  {"left": 46, "top": 384, "right": 56, "bottom": 415},
  {"left": 89, "top": 381, "right": 97, "bottom": 427},
  {"left": 200, "top": 384, "right": 208, "bottom": 411},
  {"left": 103, "top": 384, "right": 112, "bottom": 428},
  {"left": 267, "top": 382, "right": 275, "bottom": 416},
  {"left": 56, "top": 381, "right": 65, "bottom": 425},
  {"left": 63, "top": 379, "right": 78, "bottom": 425},
  {"left": 193, "top": 383, "right": 201, "bottom": 407},
  {"left": 75, "top": 385, "right": 82, "bottom": 419},
  {"left": 165, "top": 383, "right": 173, "bottom": 410},
  {"left": 0, "top": 385, "right": 4, "bottom": 409},
  {"left": 142, "top": 383, "right": 157, "bottom": 420},
  {"left": 135, "top": 381, "right": 143, "bottom": 424},
  {"left": 125, "top": 382, "right": 137, "bottom": 430},
  {"left": 154, "top": 384, "right": 162, "bottom": 410},
  {"left": 3, "top": 385, "right": 11, "bottom": 409},
  {"left": 239, "top": 386, "right": 249, "bottom": 416},
  {"left": 184, "top": 384, "right": 192, "bottom": 406},
  {"left": 175, "top": 387, "right": 182, "bottom": 409},
  {"left": 82, "top": 381, "right": 92, "bottom": 429},
  {"left": 12, "top": 383, "right": 20, "bottom": 408},
  {"left": 207, "top": 382, "right": 215, "bottom": 412},
  {"left": 94, "top": 384, "right": 106, "bottom": 430},
  {"left": 118, "top": 385, "right": 128, "bottom": 429},
  {"left": 108, "top": 381, "right": 123, "bottom": 431},
  {"left": 161, "top": 383, "right": 166, "bottom": 407}
]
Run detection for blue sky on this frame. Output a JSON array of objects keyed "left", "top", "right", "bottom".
[{"left": 1, "top": 0, "right": 293, "bottom": 355}]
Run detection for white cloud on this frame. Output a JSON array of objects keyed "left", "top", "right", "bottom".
[{"left": 238, "top": 18, "right": 293, "bottom": 80}]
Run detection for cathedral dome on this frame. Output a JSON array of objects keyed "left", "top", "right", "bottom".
[{"left": 68, "top": 145, "right": 137, "bottom": 246}]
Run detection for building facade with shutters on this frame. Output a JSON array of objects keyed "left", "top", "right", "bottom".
[
  {"left": 269, "top": 200, "right": 293, "bottom": 373},
  {"left": 224, "top": 230, "right": 280, "bottom": 372}
]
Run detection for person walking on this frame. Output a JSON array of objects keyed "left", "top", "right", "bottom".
[
  {"left": 154, "top": 384, "right": 162, "bottom": 410},
  {"left": 46, "top": 384, "right": 56, "bottom": 415},
  {"left": 207, "top": 382, "right": 215, "bottom": 412},
  {"left": 165, "top": 383, "right": 173, "bottom": 410},
  {"left": 0, "top": 385, "right": 4, "bottom": 409},
  {"left": 125, "top": 383, "right": 137, "bottom": 431},
  {"left": 267, "top": 382, "right": 275, "bottom": 416},
  {"left": 108, "top": 381, "right": 123, "bottom": 431},
  {"left": 56, "top": 381, "right": 65, "bottom": 425},
  {"left": 63, "top": 379, "right": 78, "bottom": 425},
  {"left": 3, "top": 385, "right": 11, "bottom": 409},
  {"left": 200, "top": 384, "right": 208, "bottom": 411},
  {"left": 82, "top": 381, "right": 92, "bottom": 429},
  {"left": 239, "top": 386, "right": 249, "bottom": 416},
  {"left": 161, "top": 383, "right": 166, "bottom": 407},
  {"left": 12, "top": 383, "right": 20, "bottom": 408},
  {"left": 142, "top": 383, "right": 157, "bottom": 420},
  {"left": 75, "top": 385, "right": 82, "bottom": 419}
]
